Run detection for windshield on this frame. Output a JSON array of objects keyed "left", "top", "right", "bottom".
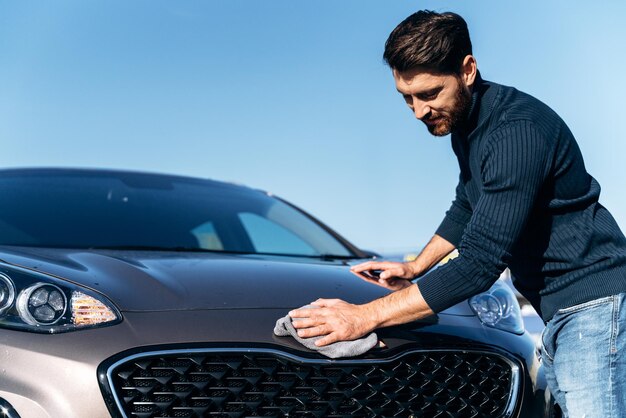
[{"left": 0, "top": 170, "right": 356, "bottom": 258}]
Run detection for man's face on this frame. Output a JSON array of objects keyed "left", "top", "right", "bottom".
[{"left": 393, "top": 68, "right": 472, "bottom": 136}]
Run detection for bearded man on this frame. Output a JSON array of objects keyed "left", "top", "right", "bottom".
[{"left": 290, "top": 10, "right": 626, "bottom": 417}]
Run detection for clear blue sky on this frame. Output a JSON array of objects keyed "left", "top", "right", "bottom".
[{"left": 1, "top": 1, "right": 625, "bottom": 253}]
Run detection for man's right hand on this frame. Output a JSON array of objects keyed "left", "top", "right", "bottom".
[{"left": 350, "top": 261, "right": 416, "bottom": 291}]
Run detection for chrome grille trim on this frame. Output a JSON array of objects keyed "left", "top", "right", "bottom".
[{"left": 104, "top": 347, "right": 521, "bottom": 418}]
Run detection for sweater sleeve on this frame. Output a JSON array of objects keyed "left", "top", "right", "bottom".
[
  {"left": 435, "top": 175, "right": 473, "bottom": 247},
  {"left": 418, "top": 121, "right": 553, "bottom": 313}
]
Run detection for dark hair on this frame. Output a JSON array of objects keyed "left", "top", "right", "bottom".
[{"left": 383, "top": 10, "right": 472, "bottom": 75}]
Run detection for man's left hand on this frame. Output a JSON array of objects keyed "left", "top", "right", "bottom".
[{"left": 289, "top": 299, "right": 378, "bottom": 347}]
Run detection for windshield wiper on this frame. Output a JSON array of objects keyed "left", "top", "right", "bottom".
[
  {"left": 314, "top": 254, "right": 364, "bottom": 260},
  {"left": 247, "top": 252, "right": 363, "bottom": 260},
  {"left": 88, "top": 245, "right": 254, "bottom": 254},
  {"left": 88, "top": 246, "right": 362, "bottom": 259}
]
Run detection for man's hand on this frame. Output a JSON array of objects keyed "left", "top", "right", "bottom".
[
  {"left": 350, "top": 261, "right": 415, "bottom": 291},
  {"left": 289, "top": 299, "right": 378, "bottom": 347},
  {"left": 289, "top": 285, "right": 434, "bottom": 347}
]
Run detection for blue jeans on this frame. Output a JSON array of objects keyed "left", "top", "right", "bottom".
[{"left": 541, "top": 293, "right": 626, "bottom": 417}]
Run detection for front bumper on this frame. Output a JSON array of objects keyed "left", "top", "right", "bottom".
[{"left": 0, "top": 309, "right": 550, "bottom": 417}]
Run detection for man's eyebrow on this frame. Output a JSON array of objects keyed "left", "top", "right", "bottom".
[{"left": 396, "top": 86, "right": 443, "bottom": 96}]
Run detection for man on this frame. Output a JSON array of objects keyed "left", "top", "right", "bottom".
[{"left": 289, "top": 10, "right": 626, "bottom": 417}]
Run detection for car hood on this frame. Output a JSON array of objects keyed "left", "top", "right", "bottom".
[{"left": 0, "top": 246, "right": 475, "bottom": 315}]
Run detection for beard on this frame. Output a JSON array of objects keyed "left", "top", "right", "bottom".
[{"left": 425, "top": 78, "right": 472, "bottom": 136}]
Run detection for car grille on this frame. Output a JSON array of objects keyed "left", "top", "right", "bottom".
[{"left": 105, "top": 348, "right": 518, "bottom": 418}]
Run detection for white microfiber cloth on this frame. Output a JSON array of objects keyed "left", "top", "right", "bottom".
[{"left": 274, "top": 305, "right": 378, "bottom": 359}]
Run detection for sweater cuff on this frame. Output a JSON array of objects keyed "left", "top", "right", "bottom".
[
  {"left": 435, "top": 215, "right": 467, "bottom": 247},
  {"left": 416, "top": 263, "right": 457, "bottom": 314}
]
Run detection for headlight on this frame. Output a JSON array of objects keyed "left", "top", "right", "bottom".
[
  {"left": 469, "top": 280, "right": 524, "bottom": 334},
  {"left": 0, "top": 273, "right": 16, "bottom": 315},
  {"left": 0, "top": 264, "right": 121, "bottom": 333},
  {"left": 17, "top": 283, "right": 68, "bottom": 325}
]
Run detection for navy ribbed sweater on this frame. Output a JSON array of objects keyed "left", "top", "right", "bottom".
[{"left": 418, "top": 76, "right": 626, "bottom": 321}]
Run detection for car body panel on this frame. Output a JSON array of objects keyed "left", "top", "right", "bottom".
[{"left": 0, "top": 246, "right": 476, "bottom": 315}]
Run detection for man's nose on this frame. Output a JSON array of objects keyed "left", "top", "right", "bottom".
[{"left": 413, "top": 101, "right": 431, "bottom": 120}]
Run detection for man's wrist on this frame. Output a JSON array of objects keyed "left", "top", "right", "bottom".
[
  {"left": 361, "top": 301, "right": 384, "bottom": 330},
  {"left": 406, "top": 261, "right": 421, "bottom": 278}
]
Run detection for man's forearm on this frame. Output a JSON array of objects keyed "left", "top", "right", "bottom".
[
  {"left": 365, "top": 282, "right": 434, "bottom": 328},
  {"left": 407, "top": 234, "right": 456, "bottom": 278},
  {"left": 365, "top": 235, "right": 452, "bottom": 327}
]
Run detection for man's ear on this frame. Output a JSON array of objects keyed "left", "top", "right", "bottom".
[{"left": 461, "top": 55, "right": 477, "bottom": 89}]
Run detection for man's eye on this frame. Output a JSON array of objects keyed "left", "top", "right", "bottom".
[
  {"left": 402, "top": 94, "right": 412, "bottom": 105},
  {"left": 420, "top": 92, "right": 438, "bottom": 101}
]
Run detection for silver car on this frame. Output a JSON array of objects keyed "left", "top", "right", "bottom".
[{"left": 0, "top": 168, "right": 556, "bottom": 417}]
